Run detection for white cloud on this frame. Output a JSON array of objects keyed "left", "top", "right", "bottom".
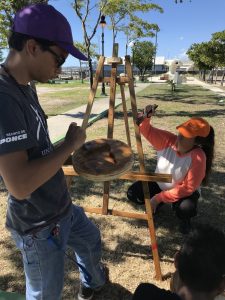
[{"left": 179, "top": 36, "right": 184, "bottom": 40}]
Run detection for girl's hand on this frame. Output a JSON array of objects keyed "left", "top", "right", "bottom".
[
  {"left": 144, "top": 104, "right": 158, "bottom": 118},
  {"left": 136, "top": 104, "right": 158, "bottom": 126}
]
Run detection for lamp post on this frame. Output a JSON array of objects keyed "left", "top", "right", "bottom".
[
  {"left": 128, "top": 41, "right": 136, "bottom": 69},
  {"left": 99, "top": 15, "right": 107, "bottom": 96},
  {"left": 128, "top": 41, "right": 136, "bottom": 85}
]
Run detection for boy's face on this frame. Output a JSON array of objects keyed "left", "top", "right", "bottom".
[{"left": 27, "top": 40, "right": 68, "bottom": 83}]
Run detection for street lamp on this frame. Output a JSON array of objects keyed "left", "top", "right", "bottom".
[
  {"left": 128, "top": 40, "right": 136, "bottom": 68},
  {"left": 99, "top": 15, "right": 107, "bottom": 96}
]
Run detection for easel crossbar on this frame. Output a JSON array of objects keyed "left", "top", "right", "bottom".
[
  {"left": 82, "top": 207, "right": 148, "bottom": 220},
  {"left": 63, "top": 166, "right": 171, "bottom": 183}
]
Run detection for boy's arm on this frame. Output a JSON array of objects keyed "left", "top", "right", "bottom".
[{"left": 0, "top": 123, "right": 86, "bottom": 200}]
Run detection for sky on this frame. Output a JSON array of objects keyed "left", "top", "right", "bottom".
[
  {"left": 49, "top": 0, "right": 225, "bottom": 67},
  {"left": 3, "top": 0, "right": 225, "bottom": 67}
]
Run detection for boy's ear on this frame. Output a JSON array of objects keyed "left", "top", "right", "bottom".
[
  {"left": 25, "top": 39, "right": 39, "bottom": 57},
  {"left": 174, "top": 251, "right": 179, "bottom": 270}
]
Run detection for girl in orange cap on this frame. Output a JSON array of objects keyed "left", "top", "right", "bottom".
[{"left": 127, "top": 105, "right": 215, "bottom": 234}]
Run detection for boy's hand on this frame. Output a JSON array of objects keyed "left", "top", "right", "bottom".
[{"left": 65, "top": 122, "right": 86, "bottom": 151}]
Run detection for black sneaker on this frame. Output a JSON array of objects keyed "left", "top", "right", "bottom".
[
  {"left": 77, "top": 265, "right": 109, "bottom": 300},
  {"left": 77, "top": 284, "right": 94, "bottom": 300}
]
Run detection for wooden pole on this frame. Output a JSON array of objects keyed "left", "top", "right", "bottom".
[{"left": 125, "top": 55, "right": 162, "bottom": 280}]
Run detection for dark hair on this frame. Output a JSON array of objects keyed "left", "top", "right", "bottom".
[
  {"left": 8, "top": 31, "right": 55, "bottom": 51},
  {"left": 177, "top": 224, "right": 225, "bottom": 293},
  {"left": 195, "top": 126, "right": 215, "bottom": 185}
]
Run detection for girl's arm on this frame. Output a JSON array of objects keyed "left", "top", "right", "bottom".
[{"left": 139, "top": 118, "right": 177, "bottom": 151}]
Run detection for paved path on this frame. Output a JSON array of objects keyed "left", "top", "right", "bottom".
[
  {"left": 45, "top": 77, "right": 225, "bottom": 144},
  {"left": 185, "top": 76, "right": 225, "bottom": 97},
  {"left": 46, "top": 82, "right": 150, "bottom": 144}
]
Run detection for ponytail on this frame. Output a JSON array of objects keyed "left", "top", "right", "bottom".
[{"left": 195, "top": 126, "right": 215, "bottom": 185}]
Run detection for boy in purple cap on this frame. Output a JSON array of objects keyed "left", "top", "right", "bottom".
[{"left": 0, "top": 4, "right": 106, "bottom": 300}]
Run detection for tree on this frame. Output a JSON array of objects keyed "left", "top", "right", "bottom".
[
  {"left": 72, "top": 0, "right": 108, "bottom": 87},
  {"left": 187, "top": 31, "right": 225, "bottom": 83},
  {"left": 132, "top": 40, "right": 155, "bottom": 81},
  {"left": 75, "top": 42, "right": 99, "bottom": 83},
  {"left": 0, "top": 0, "right": 48, "bottom": 49},
  {"left": 211, "top": 30, "right": 225, "bottom": 85},
  {"left": 187, "top": 42, "right": 214, "bottom": 81},
  {"left": 103, "top": 0, "right": 163, "bottom": 45},
  {"left": 72, "top": 0, "right": 162, "bottom": 87}
]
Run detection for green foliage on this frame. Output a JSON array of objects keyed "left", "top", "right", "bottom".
[
  {"left": 187, "top": 30, "right": 225, "bottom": 72},
  {"left": 211, "top": 30, "right": 225, "bottom": 67},
  {"left": 75, "top": 42, "right": 98, "bottom": 59},
  {"left": 0, "top": 0, "right": 48, "bottom": 48},
  {"left": 72, "top": 0, "right": 109, "bottom": 86},
  {"left": 102, "top": 0, "right": 163, "bottom": 43},
  {"left": 211, "top": 30, "right": 225, "bottom": 44},
  {"left": 133, "top": 40, "right": 155, "bottom": 81}
]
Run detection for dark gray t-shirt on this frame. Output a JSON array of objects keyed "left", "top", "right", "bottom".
[{"left": 0, "top": 75, "right": 72, "bottom": 234}]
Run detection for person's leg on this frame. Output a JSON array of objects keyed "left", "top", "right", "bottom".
[
  {"left": 10, "top": 220, "right": 71, "bottom": 300},
  {"left": 172, "top": 190, "right": 200, "bottom": 234},
  {"left": 127, "top": 181, "right": 162, "bottom": 204},
  {"left": 67, "top": 205, "right": 105, "bottom": 290}
]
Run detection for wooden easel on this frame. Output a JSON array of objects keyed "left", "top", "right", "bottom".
[{"left": 63, "top": 44, "right": 171, "bottom": 280}]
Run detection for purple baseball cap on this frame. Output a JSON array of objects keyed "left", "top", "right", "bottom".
[{"left": 12, "top": 4, "right": 88, "bottom": 61}]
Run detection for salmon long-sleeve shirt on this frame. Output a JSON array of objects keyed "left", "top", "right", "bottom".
[{"left": 139, "top": 118, "right": 206, "bottom": 203}]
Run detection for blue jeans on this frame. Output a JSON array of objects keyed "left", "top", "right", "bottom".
[{"left": 9, "top": 205, "right": 105, "bottom": 300}]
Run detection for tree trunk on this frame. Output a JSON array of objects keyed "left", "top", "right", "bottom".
[
  {"left": 207, "top": 70, "right": 213, "bottom": 83},
  {"left": 88, "top": 57, "right": 93, "bottom": 88},
  {"left": 112, "top": 27, "right": 116, "bottom": 44},
  {"left": 214, "top": 68, "right": 218, "bottom": 84},
  {"left": 79, "top": 60, "right": 83, "bottom": 84},
  {"left": 211, "top": 69, "right": 214, "bottom": 83},
  {"left": 203, "top": 70, "right": 206, "bottom": 81},
  {"left": 221, "top": 69, "right": 225, "bottom": 86}
]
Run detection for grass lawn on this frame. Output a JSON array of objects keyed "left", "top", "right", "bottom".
[
  {"left": 0, "top": 82, "right": 224, "bottom": 299},
  {"left": 36, "top": 80, "right": 115, "bottom": 116}
]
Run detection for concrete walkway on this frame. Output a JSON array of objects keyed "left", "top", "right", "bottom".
[
  {"left": 46, "top": 82, "right": 150, "bottom": 144},
  {"left": 45, "top": 77, "right": 225, "bottom": 144},
  {"left": 185, "top": 76, "right": 225, "bottom": 98}
]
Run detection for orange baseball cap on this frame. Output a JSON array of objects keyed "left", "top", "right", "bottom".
[{"left": 176, "top": 118, "right": 210, "bottom": 138}]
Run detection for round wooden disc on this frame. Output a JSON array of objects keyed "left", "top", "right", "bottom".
[{"left": 72, "top": 138, "right": 134, "bottom": 181}]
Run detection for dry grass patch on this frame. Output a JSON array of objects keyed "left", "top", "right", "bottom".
[{"left": 0, "top": 82, "right": 224, "bottom": 299}]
